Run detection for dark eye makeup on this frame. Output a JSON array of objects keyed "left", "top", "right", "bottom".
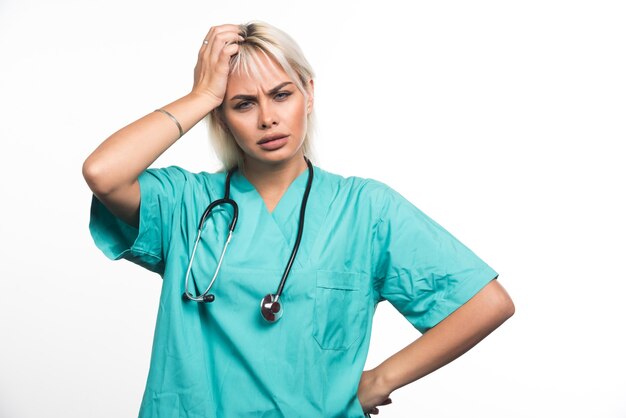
[{"left": 233, "top": 90, "right": 293, "bottom": 110}]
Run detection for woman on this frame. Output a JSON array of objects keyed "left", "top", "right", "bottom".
[{"left": 83, "top": 21, "right": 514, "bottom": 417}]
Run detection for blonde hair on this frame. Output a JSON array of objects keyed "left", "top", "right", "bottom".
[{"left": 205, "top": 21, "right": 316, "bottom": 171}]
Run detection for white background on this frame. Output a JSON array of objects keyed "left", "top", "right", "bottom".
[{"left": 1, "top": 1, "right": 625, "bottom": 417}]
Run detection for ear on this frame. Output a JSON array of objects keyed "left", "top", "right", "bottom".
[{"left": 305, "top": 79, "right": 314, "bottom": 115}]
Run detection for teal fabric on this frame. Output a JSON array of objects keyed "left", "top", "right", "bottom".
[{"left": 89, "top": 164, "right": 498, "bottom": 418}]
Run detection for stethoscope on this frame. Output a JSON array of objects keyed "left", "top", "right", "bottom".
[{"left": 182, "top": 156, "right": 314, "bottom": 323}]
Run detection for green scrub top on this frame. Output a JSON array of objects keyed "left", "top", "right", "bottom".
[{"left": 89, "top": 164, "right": 497, "bottom": 418}]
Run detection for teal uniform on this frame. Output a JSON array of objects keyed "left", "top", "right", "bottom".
[{"left": 89, "top": 164, "right": 497, "bottom": 417}]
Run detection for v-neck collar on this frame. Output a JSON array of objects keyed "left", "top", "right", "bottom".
[
  {"left": 228, "top": 165, "right": 324, "bottom": 269},
  {"left": 230, "top": 165, "right": 311, "bottom": 216}
]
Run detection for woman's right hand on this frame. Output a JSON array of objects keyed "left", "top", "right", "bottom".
[
  {"left": 192, "top": 24, "right": 244, "bottom": 106},
  {"left": 84, "top": 25, "right": 244, "bottom": 227}
]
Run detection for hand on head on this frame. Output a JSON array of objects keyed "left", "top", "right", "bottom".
[{"left": 192, "top": 24, "right": 243, "bottom": 106}]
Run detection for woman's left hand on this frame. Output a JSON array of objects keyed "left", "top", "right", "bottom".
[{"left": 357, "top": 369, "right": 393, "bottom": 415}]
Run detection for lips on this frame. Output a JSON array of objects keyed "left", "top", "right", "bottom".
[{"left": 257, "top": 134, "right": 289, "bottom": 144}]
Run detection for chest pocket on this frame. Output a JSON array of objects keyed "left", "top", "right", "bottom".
[{"left": 313, "top": 271, "right": 365, "bottom": 351}]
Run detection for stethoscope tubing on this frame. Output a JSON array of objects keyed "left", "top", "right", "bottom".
[
  {"left": 182, "top": 156, "right": 313, "bottom": 313},
  {"left": 273, "top": 158, "right": 314, "bottom": 300},
  {"left": 183, "top": 197, "right": 238, "bottom": 302}
]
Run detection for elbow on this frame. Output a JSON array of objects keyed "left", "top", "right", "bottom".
[
  {"left": 82, "top": 157, "right": 117, "bottom": 196},
  {"left": 494, "top": 283, "right": 515, "bottom": 322},
  {"left": 501, "top": 296, "right": 515, "bottom": 321},
  {"left": 485, "top": 278, "right": 515, "bottom": 323},
  {"left": 82, "top": 158, "right": 104, "bottom": 194}
]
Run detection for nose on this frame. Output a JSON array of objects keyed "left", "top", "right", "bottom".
[{"left": 257, "top": 101, "right": 278, "bottom": 129}]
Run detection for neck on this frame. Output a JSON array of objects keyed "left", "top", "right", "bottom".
[{"left": 241, "top": 153, "right": 308, "bottom": 195}]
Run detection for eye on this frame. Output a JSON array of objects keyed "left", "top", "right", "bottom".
[
  {"left": 275, "top": 91, "right": 292, "bottom": 101},
  {"left": 234, "top": 101, "right": 253, "bottom": 110}
]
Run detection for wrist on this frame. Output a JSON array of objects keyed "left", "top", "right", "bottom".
[
  {"left": 187, "top": 90, "right": 223, "bottom": 112},
  {"left": 370, "top": 366, "right": 394, "bottom": 397}
]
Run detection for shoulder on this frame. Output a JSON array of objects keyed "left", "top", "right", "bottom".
[
  {"left": 139, "top": 165, "right": 225, "bottom": 199},
  {"left": 142, "top": 165, "right": 218, "bottom": 181},
  {"left": 141, "top": 165, "right": 196, "bottom": 184},
  {"left": 314, "top": 166, "right": 395, "bottom": 211}
]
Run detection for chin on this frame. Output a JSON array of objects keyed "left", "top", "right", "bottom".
[{"left": 248, "top": 147, "right": 304, "bottom": 166}]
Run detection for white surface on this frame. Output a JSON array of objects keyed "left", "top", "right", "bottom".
[{"left": 1, "top": 1, "right": 624, "bottom": 417}]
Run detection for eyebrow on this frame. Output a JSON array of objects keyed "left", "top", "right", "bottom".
[{"left": 229, "top": 81, "right": 294, "bottom": 101}]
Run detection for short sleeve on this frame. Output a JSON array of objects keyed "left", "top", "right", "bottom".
[
  {"left": 372, "top": 184, "right": 498, "bottom": 333},
  {"left": 88, "top": 166, "right": 190, "bottom": 276}
]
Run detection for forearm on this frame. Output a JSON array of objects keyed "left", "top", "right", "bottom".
[
  {"left": 373, "top": 279, "right": 514, "bottom": 394},
  {"left": 82, "top": 92, "right": 219, "bottom": 194}
]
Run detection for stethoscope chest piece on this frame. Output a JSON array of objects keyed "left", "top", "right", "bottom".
[{"left": 260, "top": 294, "right": 283, "bottom": 322}]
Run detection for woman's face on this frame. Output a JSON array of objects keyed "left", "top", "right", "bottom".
[{"left": 221, "top": 51, "right": 313, "bottom": 168}]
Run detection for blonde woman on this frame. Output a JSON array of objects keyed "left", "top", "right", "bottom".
[{"left": 83, "top": 21, "right": 514, "bottom": 417}]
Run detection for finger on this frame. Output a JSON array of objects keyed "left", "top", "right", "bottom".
[
  {"left": 201, "top": 24, "right": 242, "bottom": 51},
  {"left": 200, "top": 27, "right": 217, "bottom": 53},
  {"left": 213, "top": 31, "right": 244, "bottom": 50},
  {"left": 200, "top": 29, "right": 242, "bottom": 59},
  {"left": 223, "top": 42, "right": 241, "bottom": 61},
  {"left": 208, "top": 32, "right": 243, "bottom": 67},
  {"left": 207, "top": 42, "right": 240, "bottom": 78},
  {"left": 198, "top": 38, "right": 240, "bottom": 83},
  {"left": 203, "top": 24, "right": 241, "bottom": 43},
  {"left": 201, "top": 30, "right": 242, "bottom": 60}
]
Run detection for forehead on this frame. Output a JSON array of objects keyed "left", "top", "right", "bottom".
[{"left": 226, "top": 49, "right": 292, "bottom": 93}]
